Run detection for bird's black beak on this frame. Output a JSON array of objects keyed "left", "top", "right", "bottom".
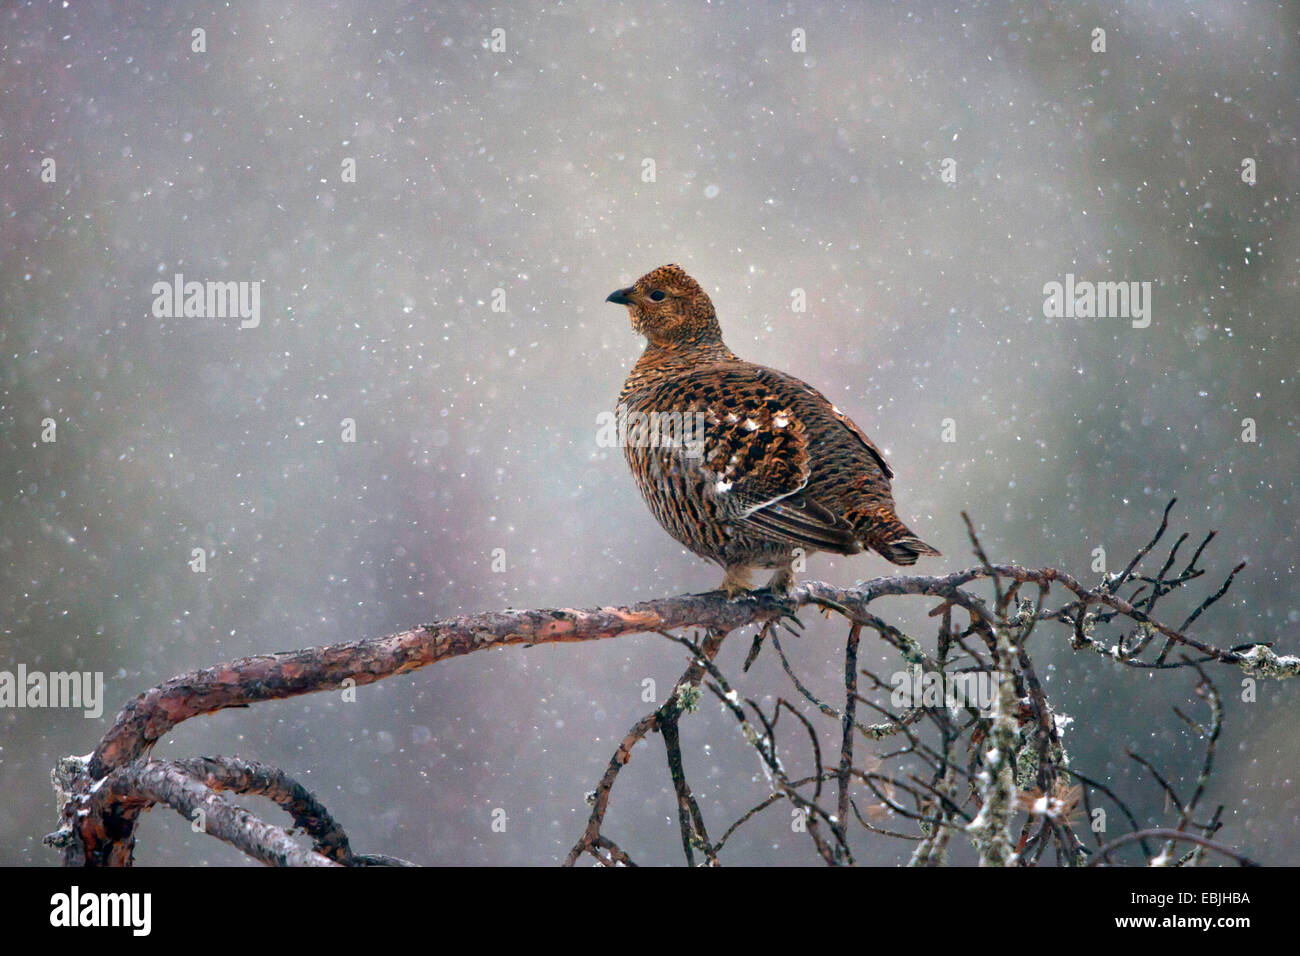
[{"left": 605, "top": 287, "right": 633, "bottom": 305}]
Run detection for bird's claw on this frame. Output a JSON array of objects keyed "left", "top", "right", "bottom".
[
  {"left": 739, "top": 589, "right": 805, "bottom": 672},
  {"left": 749, "top": 587, "right": 804, "bottom": 636}
]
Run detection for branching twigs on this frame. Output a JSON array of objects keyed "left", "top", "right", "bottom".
[
  {"left": 1089, "top": 828, "right": 1260, "bottom": 867},
  {"left": 49, "top": 498, "right": 1297, "bottom": 866},
  {"left": 54, "top": 758, "right": 337, "bottom": 867},
  {"left": 46, "top": 753, "right": 417, "bottom": 868},
  {"left": 168, "top": 756, "right": 417, "bottom": 866}
]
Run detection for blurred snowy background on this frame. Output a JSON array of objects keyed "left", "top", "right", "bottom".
[{"left": 1, "top": 1, "right": 1297, "bottom": 865}]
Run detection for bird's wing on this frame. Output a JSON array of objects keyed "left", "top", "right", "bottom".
[
  {"left": 827, "top": 404, "right": 893, "bottom": 481},
  {"left": 664, "top": 366, "right": 861, "bottom": 554},
  {"left": 775, "top": 372, "right": 894, "bottom": 481}
]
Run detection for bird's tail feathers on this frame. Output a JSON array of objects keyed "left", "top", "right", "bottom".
[
  {"left": 858, "top": 509, "right": 941, "bottom": 566},
  {"left": 874, "top": 534, "right": 942, "bottom": 566}
]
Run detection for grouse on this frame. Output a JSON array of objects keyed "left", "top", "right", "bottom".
[{"left": 607, "top": 263, "right": 939, "bottom": 597}]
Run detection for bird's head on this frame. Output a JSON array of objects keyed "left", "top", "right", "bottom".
[{"left": 606, "top": 264, "right": 723, "bottom": 349}]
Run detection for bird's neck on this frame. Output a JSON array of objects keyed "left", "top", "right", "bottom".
[
  {"left": 622, "top": 338, "right": 738, "bottom": 406},
  {"left": 637, "top": 336, "right": 736, "bottom": 369}
]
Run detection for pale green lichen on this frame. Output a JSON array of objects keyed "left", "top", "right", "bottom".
[
  {"left": 897, "top": 632, "right": 927, "bottom": 667},
  {"left": 1014, "top": 736, "right": 1040, "bottom": 792},
  {"left": 1238, "top": 644, "right": 1300, "bottom": 679},
  {"left": 1012, "top": 599, "right": 1036, "bottom": 628},
  {"left": 966, "top": 626, "right": 1020, "bottom": 867},
  {"left": 674, "top": 683, "right": 702, "bottom": 713}
]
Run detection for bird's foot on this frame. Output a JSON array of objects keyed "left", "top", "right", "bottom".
[
  {"left": 716, "top": 567, "right": 804, "bottom": 667},
  {"left": 717, "top": 566, "right": 756, "bottom": 601},
  {"left": 765, "top": 566, "right": 795, "bottom": 598},
  {"left": 748, "top": 587, "right": 805, "bottom": 634},
  {"left": 739, "top": 588, "right": 805, "bottom": 671}
]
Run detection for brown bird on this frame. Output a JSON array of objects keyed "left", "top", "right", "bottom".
[{"left": 607, "top": 263, "right": 939, "bottom": 598}]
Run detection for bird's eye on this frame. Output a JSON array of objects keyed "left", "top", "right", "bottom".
[{"left": 649, "top": 290, "right": 666, "bottom": 301}]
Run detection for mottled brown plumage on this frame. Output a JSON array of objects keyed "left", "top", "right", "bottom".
[{"left": 607, "top": 264, "right": 939, "bottom": 597}]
